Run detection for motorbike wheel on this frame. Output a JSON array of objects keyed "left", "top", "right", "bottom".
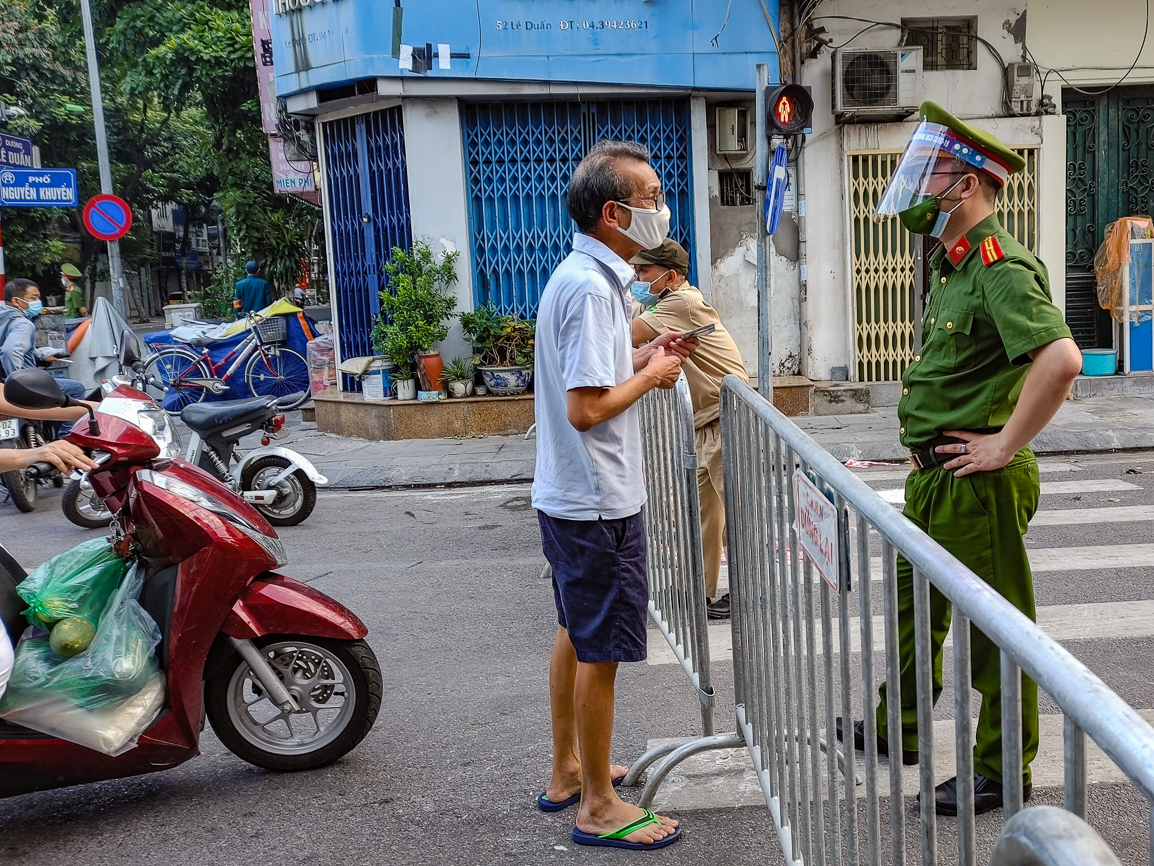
[
  {"left": 240, "top": 455, "right": 317, "bottom": 526},
  {"left": 61, "top": 477, "right": 113, "bottom": 528},
  {"left": 205, "top": 636, "right": 381, "bottom": 772},
  {"left": 1, "top": 467, "right": 37, "bottom": 512},
  {"left": 2, "top": 427, "right": 40, "bottom": 513}
]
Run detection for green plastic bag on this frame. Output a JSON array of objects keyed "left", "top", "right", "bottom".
[
  {"left": 16, "top": 538, "right": 127, "bottom": 627},
  {"left": 1, "top": 562, "right": 163, "bottom": 744}
]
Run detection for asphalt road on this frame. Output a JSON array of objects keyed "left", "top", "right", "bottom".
[
  {"left": 1, "top": 451, "right": 1153, "bottom": 864},
  {"left": 0, "top": 481, "right": 782, "bottom": 865}
]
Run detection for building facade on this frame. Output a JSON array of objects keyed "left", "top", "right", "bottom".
[{"left": 271, "top": 0, "right": 1154, "bottom": 389}]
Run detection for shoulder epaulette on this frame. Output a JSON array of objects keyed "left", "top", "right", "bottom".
[{"left": 979, "top": 235, "right": 1005, "bottom": 266}]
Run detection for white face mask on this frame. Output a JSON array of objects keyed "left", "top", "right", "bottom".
[{"left": 616, "top": 203, "right": 671, "bottom": 250}]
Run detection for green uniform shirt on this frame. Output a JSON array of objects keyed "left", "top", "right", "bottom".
[
  {"left": 64, "top": 286, "right": 85, "bottom": 318},
  {"left": 897, "top": 214, "right": 1072, "bottom": 451}
]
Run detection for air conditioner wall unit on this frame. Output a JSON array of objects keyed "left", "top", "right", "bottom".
[{"left": 832, "top": 46, "right": 922, "bottom": 123}]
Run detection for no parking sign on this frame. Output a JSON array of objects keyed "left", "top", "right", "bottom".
[{"left": 82, "top": 194, "right": 133, "bottom": 241}]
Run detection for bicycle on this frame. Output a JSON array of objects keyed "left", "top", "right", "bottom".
[{"left": 143, "top": 313, "right": 310, "bottom": 415}]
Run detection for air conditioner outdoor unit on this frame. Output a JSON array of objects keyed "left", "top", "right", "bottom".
[{"left": 832, "top": 46, "right": 922, "bottom": 123}]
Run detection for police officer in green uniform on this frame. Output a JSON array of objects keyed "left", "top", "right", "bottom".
[{"left": 837, "top": 102, "right": 1083, "bottom": 815}]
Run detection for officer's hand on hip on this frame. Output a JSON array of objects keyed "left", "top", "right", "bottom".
[{"left": 936, "top": 430, "right": 1016, "bottom": 476}]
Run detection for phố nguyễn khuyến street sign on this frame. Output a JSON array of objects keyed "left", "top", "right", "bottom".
[{"left": 0, "top": 168, "right": 78, "bottom": 208}]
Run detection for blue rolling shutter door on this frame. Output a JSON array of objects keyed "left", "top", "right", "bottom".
[
  {"left": 323, "top": 106, "right": 413, "bottom": 389},
  {"left": 464, "top": 99, "right": 695, "bottom": 319}
]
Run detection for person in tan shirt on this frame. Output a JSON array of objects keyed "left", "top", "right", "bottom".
[{"left": 629, "top": 239, "right": 748, "bottom": 619}]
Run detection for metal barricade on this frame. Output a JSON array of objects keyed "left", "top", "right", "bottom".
[
  {"left": 624, "top": 374, "right": 743, "bottom": 806},
  {"left": 719, "top": 374, "right": 1154, "bottom": 866},
  {"left": 989, "top": 807, "right": 1122, "bottom": 866}
]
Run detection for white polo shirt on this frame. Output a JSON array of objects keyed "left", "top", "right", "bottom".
[{"left": 531, "top": 234, "right": 646, "bottom": 521}]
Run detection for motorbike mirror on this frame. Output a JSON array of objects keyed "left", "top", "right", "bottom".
[
  {"left": 3, "top": 368, "right": 100, "bottom": 435},
  {"left": 119, "top": 329, "right": 145, "bottom": 368},
  {"left": 3, "top": 368, "right": 68, "bottom": 410}
]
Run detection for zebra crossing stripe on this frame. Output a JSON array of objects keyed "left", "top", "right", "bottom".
[
  {"left": 1032, "top": 505, "right": 1154, "bottom": 525},
  {"left": 647, "top": 600, "right": 1154, "bottom": 665},
  {"left": 876, "top": 478, "right": 1141, "bottom": 505},
  {"left": 644, "top": 709, "right": 1154, "bottom": 811}
]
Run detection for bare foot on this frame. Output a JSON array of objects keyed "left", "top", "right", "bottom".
[
  {"left": 545, "top": 763, "right": 629, "bottom": 804},
  {"left": 576, "top": 797, "right": 679, "bottom": 845}
]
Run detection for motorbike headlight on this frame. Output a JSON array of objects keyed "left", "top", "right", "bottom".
[
  {"left": 137, "top": 469, "right": 287, "bottom": 567},
  {"left": 98, "top": 398, "right": 182, "bottom": 458}
]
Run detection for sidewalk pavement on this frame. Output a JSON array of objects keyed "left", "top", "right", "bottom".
[{"left": 282, "top": 393, "right": 1154, "bottom": 489}]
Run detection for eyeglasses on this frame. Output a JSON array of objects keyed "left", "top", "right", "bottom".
[{"left": 617, "top": 191, "right": 666, "bottom": 212}]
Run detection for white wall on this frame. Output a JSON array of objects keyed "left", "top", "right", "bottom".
[
  {"left": 401, "top": 98, "right": 475, "bottom": 364},
  {"left": 797, "top": 0, "right": 1051, "bottom": 380},
  {"left": 1029, "top": 0, "right": 1154, "bottom": 89}
]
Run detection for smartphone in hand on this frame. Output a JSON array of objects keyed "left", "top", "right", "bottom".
[{"left": 679, "top": 323, "right": 716, "bottom": 340}]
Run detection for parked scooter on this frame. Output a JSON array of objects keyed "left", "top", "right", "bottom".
[
  {"left": 62, "top": 331, "right": 325, "bottom": 528},
  {"left": 0, "top": 366, "right": 380, "bottom": 797}
]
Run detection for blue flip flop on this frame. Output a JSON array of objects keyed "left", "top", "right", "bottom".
[
  {"left": 571, "top": 808, "right": 682, "bottom": 850},
  {"left": 536, "top": 773, "right": 625, "bottom": 812}
]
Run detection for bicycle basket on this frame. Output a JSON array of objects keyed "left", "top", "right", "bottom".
[{"left": 253, "top": 316, "right": 287, "bottom": 344}]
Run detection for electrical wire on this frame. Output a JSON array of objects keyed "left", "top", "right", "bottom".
[
  {"left": 1022, "top": 0, "right": 1149, "bottom": 97},
  {"left": 809, "top": 15, "right": 1018, "bottom": 115},
  {"left": 711, "top": 0, "right": 735, "bottom": 47},
  {"left": 757, "top": 0, "right": 788, "bottom": 80}
]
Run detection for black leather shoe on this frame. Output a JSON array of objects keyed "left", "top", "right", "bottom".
[
  {"left": 707, "top": 592, "right": 731, "bottom": 619},
  {"left": 933, "top": 772, "right": 1033, "bottom": 816},
  {"left": 835, "top": 717, "right": 919, "bottom": 765}
]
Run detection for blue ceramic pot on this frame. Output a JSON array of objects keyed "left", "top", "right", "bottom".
[{"left": 478, "top": 365, "right": 532, "bottom": 396}]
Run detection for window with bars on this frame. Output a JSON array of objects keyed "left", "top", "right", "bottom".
[
  {"left": 719, "top": 170, "right": 755, "bottom": 207},
  {"left": 902, "top": 17, "right": 977, "bottom": 71}
]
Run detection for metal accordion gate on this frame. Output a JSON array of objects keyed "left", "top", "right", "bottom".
[
  {"left": 322, "top": 106, "right": 413, "bottom": 388},
  {"left": 461, "top": 98, "right": 696, "bottom": 319},
  {"left": 848, "top": 147, "right": 1038, "bottom": 382}
]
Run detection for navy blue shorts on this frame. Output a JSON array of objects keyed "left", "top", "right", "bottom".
[{"left": 538, "top": 510, "right": 648, "bottom": 664}]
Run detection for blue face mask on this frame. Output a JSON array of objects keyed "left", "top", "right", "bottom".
[
  {"left": 24, "top": 300, "right": 42, "bottom": 318},
  {"left": 630, "top": 280, "right": 660, "bottom": 308}
]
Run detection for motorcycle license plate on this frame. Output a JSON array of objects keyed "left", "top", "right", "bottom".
[{"left": 0, "top": 419, "right": 17, "bottom": 442}]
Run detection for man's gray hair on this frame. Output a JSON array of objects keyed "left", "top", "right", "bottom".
[{"left": 567, "top": 139, "right": 651, "bottom": 233}]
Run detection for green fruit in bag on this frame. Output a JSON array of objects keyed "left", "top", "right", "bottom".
[{"left": 49, "top": 617, "right": 96, "bottom": 659}]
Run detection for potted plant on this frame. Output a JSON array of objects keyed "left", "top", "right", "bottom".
[
  {"left": 370, "top": 241, "right": 458, "bottom": 401},
  {"left": 459, "top": 303, "right": 535, "bottom": 397},
  {"left": 441, "top": 357, "right": 474, "bottom": 398},
  {"left": 390, "top": 359, "right": 418, "bottom": 401}
]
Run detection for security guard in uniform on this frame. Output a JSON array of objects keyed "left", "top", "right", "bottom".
[{"left": 836, "top": 102, "right": 1083, "bottom": 816}]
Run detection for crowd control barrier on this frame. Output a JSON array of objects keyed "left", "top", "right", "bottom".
[
  {"left": 718, "top": 374, "right": 1154, "bottom": 866},
  {"left": 624, "top": 374, "right": 743, "bottom": 806}
]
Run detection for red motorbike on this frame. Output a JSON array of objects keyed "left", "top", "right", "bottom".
[{"left": 0, "top": 363, "right": 381, "bottom": 797}]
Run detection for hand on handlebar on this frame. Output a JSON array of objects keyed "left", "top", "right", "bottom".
[{"left": 26, "top": 441, "right": 99, "bottom": 474}]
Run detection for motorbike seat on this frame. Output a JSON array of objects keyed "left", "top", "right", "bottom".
[
  {"left": 186, "top": 334, "right": 216, "bottom": 348},
  {"left": 180, "top": 396, "right": 274, "bottom": 434}
]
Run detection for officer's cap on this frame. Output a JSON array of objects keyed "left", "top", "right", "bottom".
[
  {"left": 61, "top": 263, "right": 82, "bottom": 278},
  {"left": 629, "top": 239, "right": 689, "bottom": 275},
  {"left": 919, "top": 100, "right": 1025, "bottom": 185}
]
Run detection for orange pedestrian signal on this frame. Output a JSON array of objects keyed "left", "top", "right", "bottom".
[{"left": 765, "top": 83, "right": 813, "bottom": 136}]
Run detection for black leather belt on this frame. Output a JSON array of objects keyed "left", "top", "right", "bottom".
[
  {"left": 908, "top": 439, "right": 964, "bottom": 471},
  {"left": 908, "top": 449, "right": 944, "bottom": 471}
]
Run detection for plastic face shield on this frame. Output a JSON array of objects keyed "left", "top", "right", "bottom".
[{"left": 873, "top": 121, "right": 959, "bottom": 224}]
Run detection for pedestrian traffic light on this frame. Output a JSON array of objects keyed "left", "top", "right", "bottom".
[{"left": 765, "top": 83, "right": 814, "bottom": 136}]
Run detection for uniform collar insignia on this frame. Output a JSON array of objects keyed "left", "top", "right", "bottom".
[{"left": 946, "top": 237, "right": 971, "bottom": 266}]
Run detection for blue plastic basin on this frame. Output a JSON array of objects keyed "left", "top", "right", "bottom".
[{"left": 1081, "top": 349, "right": 1117, "bottom": 376}]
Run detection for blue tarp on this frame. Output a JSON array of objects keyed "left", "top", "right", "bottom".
[{"left": 143, "top": 314, "right": 314, "bottom": 410}]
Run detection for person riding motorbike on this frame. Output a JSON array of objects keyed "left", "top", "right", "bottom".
[{"left": 0, "top": 279, "right": 87, "bottom": 401}]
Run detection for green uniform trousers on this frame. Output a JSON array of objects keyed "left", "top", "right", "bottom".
[{"left": 875, "top": 446, "right": 1040, "bottom": 785}]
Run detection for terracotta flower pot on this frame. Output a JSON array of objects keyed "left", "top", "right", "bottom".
[{"left": 416, "top": 351, "right": 445, "bottom": 395}]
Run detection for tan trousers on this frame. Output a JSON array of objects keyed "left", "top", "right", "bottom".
[{"left": 695, "top": 419, "right": 726, "bottom": 599}]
